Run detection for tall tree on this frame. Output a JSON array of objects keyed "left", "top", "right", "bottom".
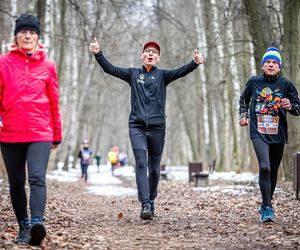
[
  {"left": 243, "top": 0, "right": 277, "bottom": 72},
  {"left": 281, "top": 0, "right": 300, "bottom": 180}
]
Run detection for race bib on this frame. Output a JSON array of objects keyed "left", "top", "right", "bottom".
[
  {"left": 82, "top": 152, "right": 90, "bottom": 160},
  {"left": 257, "top": 115, "right": 279, "bottom": 135}
]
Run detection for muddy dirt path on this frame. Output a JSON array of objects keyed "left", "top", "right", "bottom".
[{"left": 0, "top": 178, "right": 299, "bottom": 249}]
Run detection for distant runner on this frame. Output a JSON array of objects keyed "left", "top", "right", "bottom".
[{"left": 78, "top": 140, "right": 93, "bottom": 182}]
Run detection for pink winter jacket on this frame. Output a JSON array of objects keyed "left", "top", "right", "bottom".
[{"left": 0, "top": 43, "right": 62, "bottom": 143}]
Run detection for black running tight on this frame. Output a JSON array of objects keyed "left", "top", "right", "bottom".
[
  {"left": 1, "top": 142, "right": 51, "bottom": 224},
  {"left": 129, "top": 124, "right": 165, "bottom": 204},
  {"left": 252, "top": 137, "right": 284, "bottom": 206}
]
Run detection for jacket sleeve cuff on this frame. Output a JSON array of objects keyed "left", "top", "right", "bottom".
[
  {"left": 239, "top": 112, "right": 249, "bottom": 119},
  {"left": 191, "top": 60, "right": 199, "bottom": 67},
  {"left": 95, "top": 51, "right": 103, "bottom": 57},
  {"left": 288, "top": 103, "right": 300, "bottom": 116}
]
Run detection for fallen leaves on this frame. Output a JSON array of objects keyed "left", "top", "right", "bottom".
[
  {"left": 0, "top": 179, "right": 299, "bottom": 249},
  {"left": 117, "top": 212, "right": 123, "bottom": 220}
]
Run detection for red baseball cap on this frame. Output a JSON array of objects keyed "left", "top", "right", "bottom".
[{"left": 143, "top": 41, "right": 160, "bottom": 54}]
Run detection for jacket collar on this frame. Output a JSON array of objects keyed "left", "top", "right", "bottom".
[
  {"left": 8, "top": 43, "right": 46, "bottom": 61},
  {"left": 263, "top": 73, "right": 279, "bottom": 83},
  {"left": 142, "top": 65, "right": 157, "bottom": 72}
]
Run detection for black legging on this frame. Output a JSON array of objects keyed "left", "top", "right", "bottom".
[
  {"left": 1, "top": 142, "right": 51, "bottom": 224},
  {"left": 252, "top": 137, "right": 284, "bottom": 206},
  {"left": 129, "top": 124, "right": 165, "bottom": 205}
]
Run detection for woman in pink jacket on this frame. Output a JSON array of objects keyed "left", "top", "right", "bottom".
[{"left": 0, "top": 14, "right": 62, "bottom": 246}]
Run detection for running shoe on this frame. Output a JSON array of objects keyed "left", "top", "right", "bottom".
[
  {"left": 140, "top": 203, "right": 152, "bottom": 220},
  {"left": 259, "top": 205, "right": 274, "bottom": 223},
  {"left": 28, "top": 217, "right": 46, "bottom": 246},
  {"left": 14, "top": 218, "right": 30, "bottom": 244}
]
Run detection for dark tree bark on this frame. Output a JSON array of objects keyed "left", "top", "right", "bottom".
[{"left": 282, "top": 0, "right": 300, "bottom": 180}]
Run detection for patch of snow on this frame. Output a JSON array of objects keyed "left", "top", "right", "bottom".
[
  {"left": 47, "top": 163, "right": 137, "bottom": 197},
  {"left": 47, "top": 163, "right": 260, "bottom": 197},
  {"left": 113, "top": 166, "right": 135, "bottom": 177},
  {"left": 210, "top": 171, "right": 258, "bottom": 183},
  {"left": 86, "top": 185, "right": 136, "bottom": 197}
]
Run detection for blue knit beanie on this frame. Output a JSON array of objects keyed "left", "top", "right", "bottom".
[{"left": 261, "top": 47, "right": 282, "bottom": 68}]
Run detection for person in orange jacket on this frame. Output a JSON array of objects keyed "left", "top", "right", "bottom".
[
  {"left": 0, "top": 14, "right": 62, "bottom": 246},
  {"left": 108, "top": 146, "right": 119, "bottom": 175}
]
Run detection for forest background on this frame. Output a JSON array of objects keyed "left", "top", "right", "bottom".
[{"left": 0, "top": 0, "right": 299, "bottom": 180}]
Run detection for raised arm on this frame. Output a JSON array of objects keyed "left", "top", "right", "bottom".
[
  {"left": 89, "top": 37, "right": 131, "bottom": 82},
  {"left": 164, "top": 49, "right": 204, "bottom": 84}
]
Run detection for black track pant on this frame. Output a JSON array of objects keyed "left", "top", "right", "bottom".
[
  {"left": 129, "top": 124, "right": 165, "bottom": 205},
  {"left": 1, "top": 142, "right": 51, "bottom": 224},
  {"left": 81, "top": 163, "right": 89, "bottom": 181},
  {"left": 252, "top": 137, "right": 284, "bottom": 206}
]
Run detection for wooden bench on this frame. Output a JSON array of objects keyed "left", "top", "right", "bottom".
[
  {"left": 160, "top": 164, "right": 168, "bottom": 180},
  {"left": 188, "top": 161, "right": 203, "bottom": 185},
  {"left": 293, "top": 152, "right": 300, "bottom": 199},
  {"left": 194, "top": 159, "right": 216, "bottom": 187},
  {"left": 189, "top": 160, "right": 216, "bottom": 187}
]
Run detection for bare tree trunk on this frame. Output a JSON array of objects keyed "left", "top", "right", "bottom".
[
  {"left": 223, "top": 4, "right": 242, "bottom": 172},
  {"left": 194, "top": 0, "right": 209, "bottom": 160},
  {"left": 281, "top": 0, "right": 300, "bottom": 180},
  {"left": 243, "top": 0, "right": 277, "bottom": 72},
  {"left": 238, "top": 5, "right": 253, "bottom": 171},
  {"left": 36, "top": 0, "right": 46, "bottom": 36}
]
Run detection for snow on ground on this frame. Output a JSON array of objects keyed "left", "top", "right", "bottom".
[
  {"left": 43, "top": 163, "right": 264, "bottom": 197},
  {"left": 87, "top": 165, "right": 136, "bottom": 197},
  {"left": 46, "top": 166, "right": 79, "bottom": 182},
  {"left": 46, "top": 163, "right": 137, "bottom": 197},
  {"left": 2, "top": 164, "right": 284, "bottom": 196}
]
